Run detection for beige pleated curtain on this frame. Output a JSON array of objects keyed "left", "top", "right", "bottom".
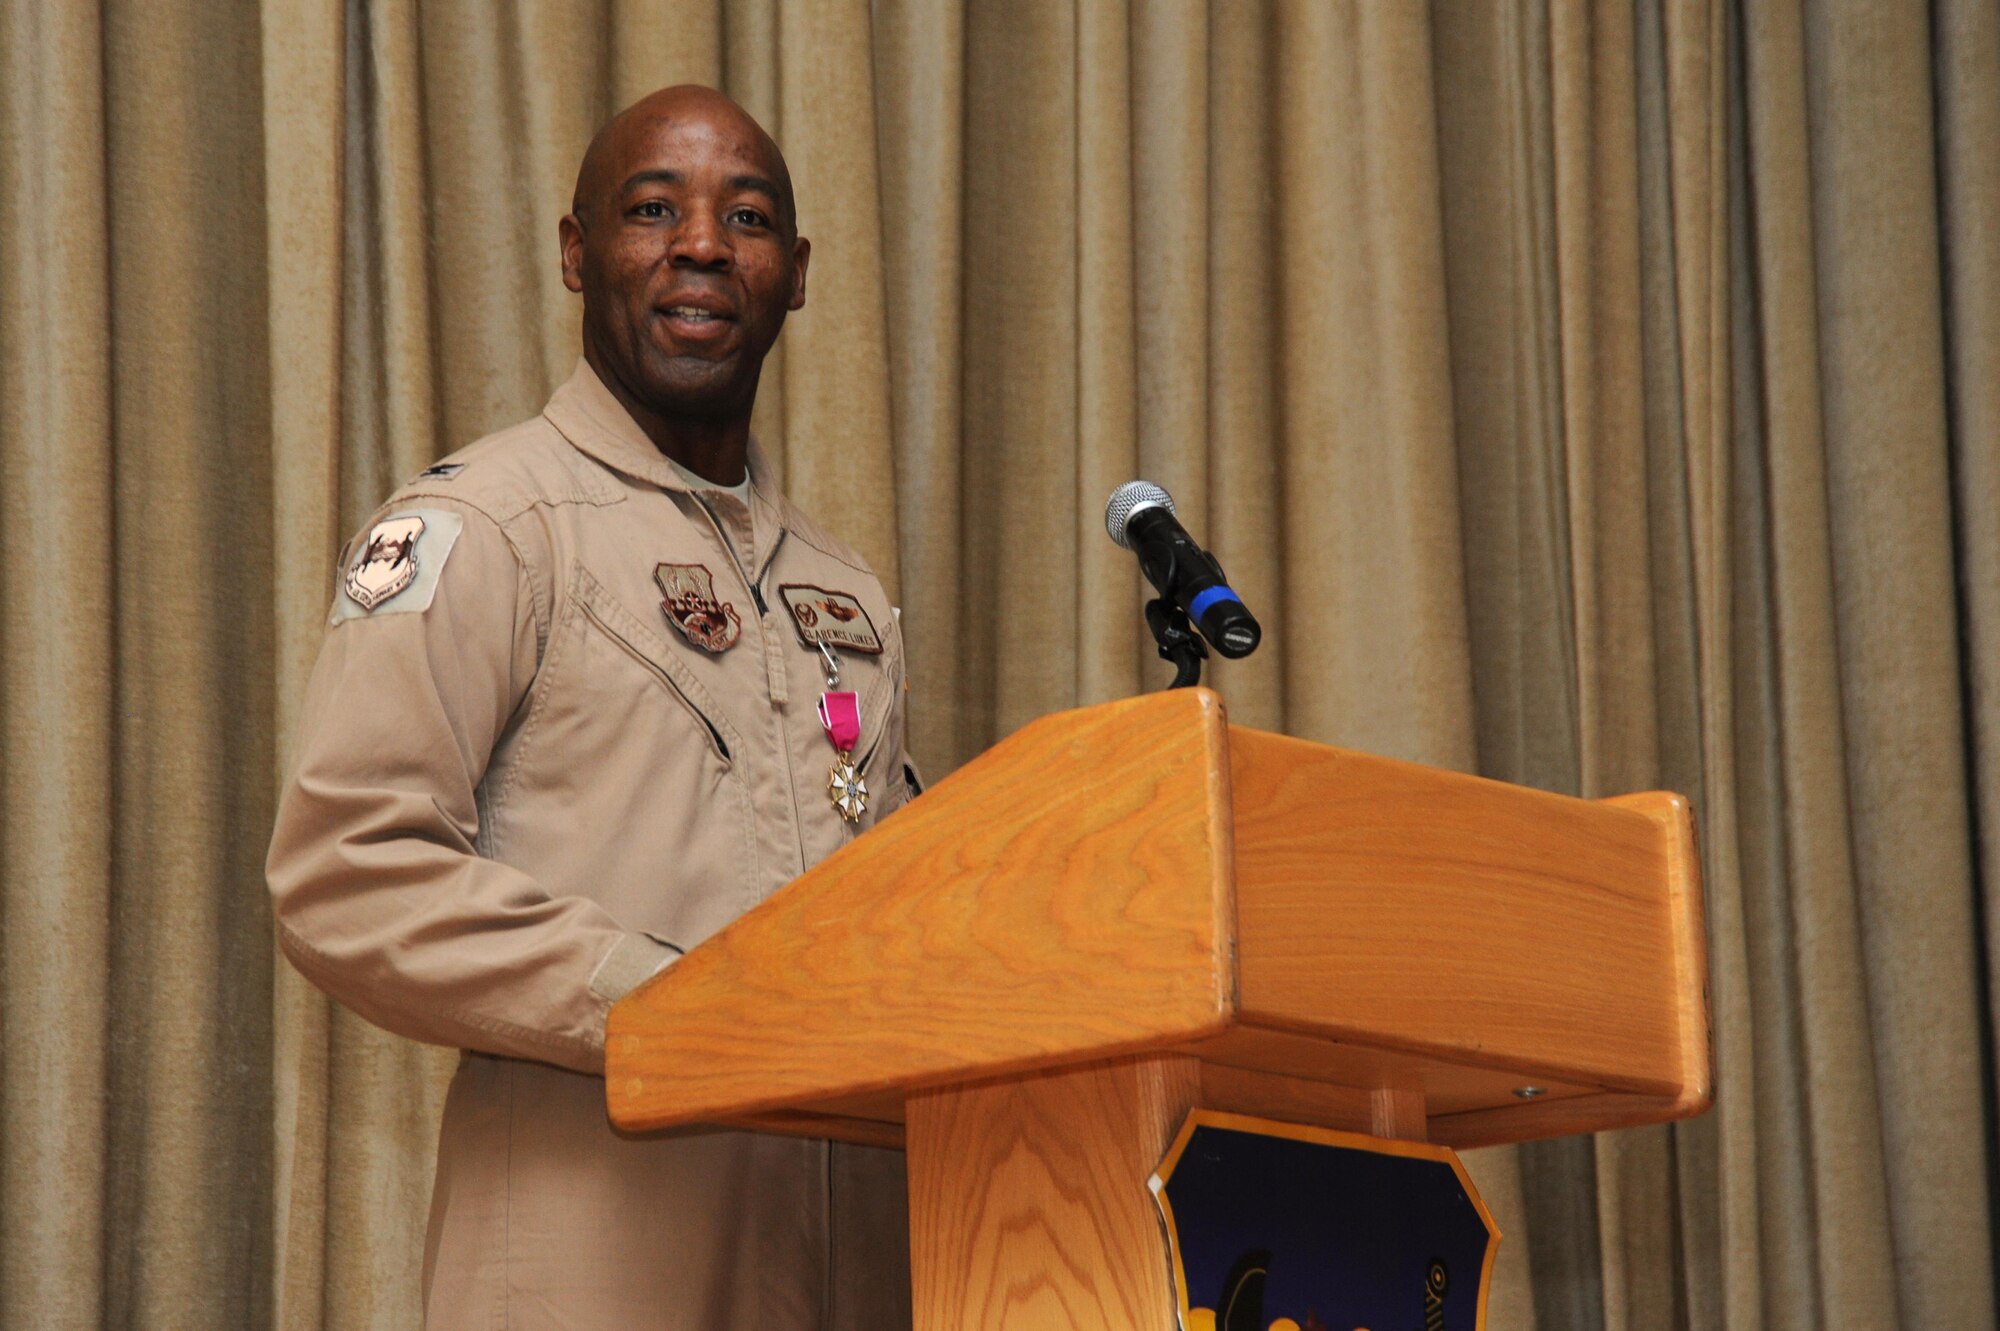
[{"left": 2, "top": 1, "right": 1995, "bottom": 1327}]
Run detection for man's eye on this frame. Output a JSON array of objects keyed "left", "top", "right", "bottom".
[
  {"left": 729, "top": 208, "right": 769, "bottom": 228},
  {"left": 633, "top": 200, "right": 670, "bottom": 219}
]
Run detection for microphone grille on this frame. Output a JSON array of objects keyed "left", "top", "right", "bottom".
[{"left": 1105, "top": 481, "right": 1175, "bottom": 550}]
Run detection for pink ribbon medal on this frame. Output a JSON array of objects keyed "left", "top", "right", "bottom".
[
  {"left": 818, "top": 688, "right": 867, "bottom": 823},
  {"left": 817, "top": 690, "right": 861, "bottom": 752}
]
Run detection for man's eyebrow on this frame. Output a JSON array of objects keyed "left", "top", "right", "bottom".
[
  {"left": 617, "top": 169, "right": 685, "bottom": 194},
  {"left": 726, "top": 174, "right": 781, "bottom": 205},
  {"left": 614, "top": 170, "right": 780, "bottom": 205}
]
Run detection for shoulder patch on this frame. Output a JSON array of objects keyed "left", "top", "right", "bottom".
[{"left": 330, "top": 509, "right": 466, "bottom": 624}]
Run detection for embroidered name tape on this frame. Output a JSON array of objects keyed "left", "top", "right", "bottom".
[
  {"left": 331, "top": 509, "right": 465, "bottom": 623},
  {"left": 778, "top": 584, "right": 883, "bottom": 654}
]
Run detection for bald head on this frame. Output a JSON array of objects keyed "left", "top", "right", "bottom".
[
  {"left": 571, "top": 85, "right": 796, "bottom": 238},
  {"left": 557, "top": 83, "right": 810, "bottom": 461}
]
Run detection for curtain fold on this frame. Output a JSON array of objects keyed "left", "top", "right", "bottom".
[
  {"left": 1734, "top": 1, "right": 1996, "bottom": 1324},
  {"left": 262, "top": 0, "right": 346, "bottom": 1317},
  {"left": 874, "top": 0, "right": 966, "bottom": 767},
  {"left": 0, "top": 2, "right": 115, "bottom": 1325},
  {"left": 102, "top": 0, "right": 279, "bottom": 1314},
  {"left": 2, "top": 1, "right": 1994, "bottom": 1327},
  {"left": 0, "top": 0, "right": 280, "bottom": 1324},
  {"left": 1938, "top": 11, "right": 2000, "bottom": 1297}
]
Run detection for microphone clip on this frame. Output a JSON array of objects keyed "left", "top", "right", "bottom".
[{"left": 1144, "top": 596, "right": 1208, "bottom": 690}]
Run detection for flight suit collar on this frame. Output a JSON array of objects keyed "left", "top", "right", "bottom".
[
  {"left": 543, "top": 359, "right": 794, "bottom": 703},
  {"left": 542, "top": 359, "right": 783, "bottom": 509}
]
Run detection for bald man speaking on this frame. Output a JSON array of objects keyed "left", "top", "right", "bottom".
[{"left": 268, "top": 87, "right": 919, "bottom": 1328}]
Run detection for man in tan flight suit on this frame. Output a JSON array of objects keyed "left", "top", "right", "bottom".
[{"left": 267, "top": 86, "right": 915, "bottom": 1328}]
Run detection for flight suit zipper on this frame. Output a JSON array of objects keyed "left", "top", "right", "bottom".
[
  {"left": 751, "top": 535, "right": 787, "bottom": 608},
  {"left": 688, "top": 492, "right": 784, "bottom": 619},
  {"left": 688, "top": 493, "right": 810, "bottom": 876}
]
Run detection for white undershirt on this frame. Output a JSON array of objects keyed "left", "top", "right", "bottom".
[{"left": 667, "top": 456, "right": 753, "bottom": 507}]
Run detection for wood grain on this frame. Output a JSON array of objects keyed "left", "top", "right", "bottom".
[
  {"left": 607, "top": 690, "right": 1236, "bottom": 1131},
  {"left": 606, "top": 691, "right": 1710, "bottom": 1147},
  {"left": 1602, "top": 790, "right": 1713, "bottom": 1117},
  {"left": 906, "top": 1055, "right": 1200, "bottom": 1331},
  {"left": 1370, "top": 1087, "right": 1428, "bottom": 1141},
  {"left": 1229, "top": 726, "right": 1706, "bottom": 1105},
  {"left": 1427, "top": 1090, "right": 1699, "bottom": 1149},
  {"left": 721, "top": 1109, "right": 905, "bottom": 1150},
  {"left": 1196, "top": 1062, "right": 1375, "bottom": 1134},
  {"left": 1183, "top": 1025, "right": 1599, "bottom": 1117}
]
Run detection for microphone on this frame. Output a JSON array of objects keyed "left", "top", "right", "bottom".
[{"left": 1104, "top": 481, "right": 1262, "bottom": 659}]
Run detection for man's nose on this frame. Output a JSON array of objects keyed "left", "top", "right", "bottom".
[{"left": 669, "top": 209, "right": 730, "bottom": 268}]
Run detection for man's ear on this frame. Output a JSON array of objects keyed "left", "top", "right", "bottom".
[
  {"left": 789, "top": 235, "right": 810, "bottom": 310},
  {"left": 559, "top": 213, "right": 586, "bottom": 294}
]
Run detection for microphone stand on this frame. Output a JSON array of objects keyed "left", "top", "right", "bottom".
[{"left": 1145, "top": 597, "right": 1208, "bottom": 690}]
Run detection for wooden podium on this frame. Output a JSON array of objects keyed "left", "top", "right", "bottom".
[{"left": 606, "top": 688, "right": 1710, "bottom": 1329}]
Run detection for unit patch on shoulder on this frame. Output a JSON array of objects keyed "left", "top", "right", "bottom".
[
  {"left": 415, "top": 462, "right": 465, "bottom": 481},
  {"left": 330, "top": 509, "right": 465, "bottom": 624},
  {"left": 778, "top": 584, "right": 883, "bottom": 655},
  {"left": 655, "top": 563, "right": 742, "bottom": 652}
]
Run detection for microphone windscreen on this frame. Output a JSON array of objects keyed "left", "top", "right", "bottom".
[{"left": 1104, "top": 480, "right": 1175, "bottom": 550}]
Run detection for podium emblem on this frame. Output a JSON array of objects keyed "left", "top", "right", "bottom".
[{"left": 1151, "top": 1111, "right": 1499, "bottom": 1331}]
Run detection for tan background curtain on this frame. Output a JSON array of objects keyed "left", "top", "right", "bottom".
[{"left": 2, "top": 1, "right": 1994, "bottom": 1327}]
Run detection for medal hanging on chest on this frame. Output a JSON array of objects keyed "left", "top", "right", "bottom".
[
  {"left": 815, "top": 644, "right": 867, "bottom": 822},
  {"left": 818, "top": 689, "right": 867, "bottom": 822}
]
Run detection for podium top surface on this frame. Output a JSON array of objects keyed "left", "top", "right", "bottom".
[{"left": 606, "top": 689, "right": 1709, "bottom": 1149}]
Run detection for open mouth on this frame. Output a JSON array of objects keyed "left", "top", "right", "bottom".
[{"left": 663, "top": 305, "right": 731, "bottom": 324}]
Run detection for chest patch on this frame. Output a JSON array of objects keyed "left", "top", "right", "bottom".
[
  {"left": 778, "top": 584, "right": 883, "bottom": 655},
  {"left": 655, "top": 563, "right": 742, "bottom": 652}
]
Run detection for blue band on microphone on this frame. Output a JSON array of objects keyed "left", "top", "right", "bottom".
[{"left": 1189, "top": 586, "right": 1242, "bottom": 621}]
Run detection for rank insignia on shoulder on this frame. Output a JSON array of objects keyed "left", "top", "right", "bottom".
[
  {"left": 656, "top": 563, "right": 742, "bottom": 652},
  {"left": 331, "top": 509, "right": 465, "bottom": 623},
  {"left": 416, "top": 462, "right": 465, "bottom": 481},
  {"left": 778, "top": 584, "right": 883, "bottom": 655}
]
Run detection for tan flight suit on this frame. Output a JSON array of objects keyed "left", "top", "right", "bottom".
[{"left": 268, "top": 361, "right": 915, "bottom": 1330}]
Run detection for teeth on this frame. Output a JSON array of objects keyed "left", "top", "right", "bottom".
[{"left": 668, "top": 306, "right": 721, "bottom": 321}]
